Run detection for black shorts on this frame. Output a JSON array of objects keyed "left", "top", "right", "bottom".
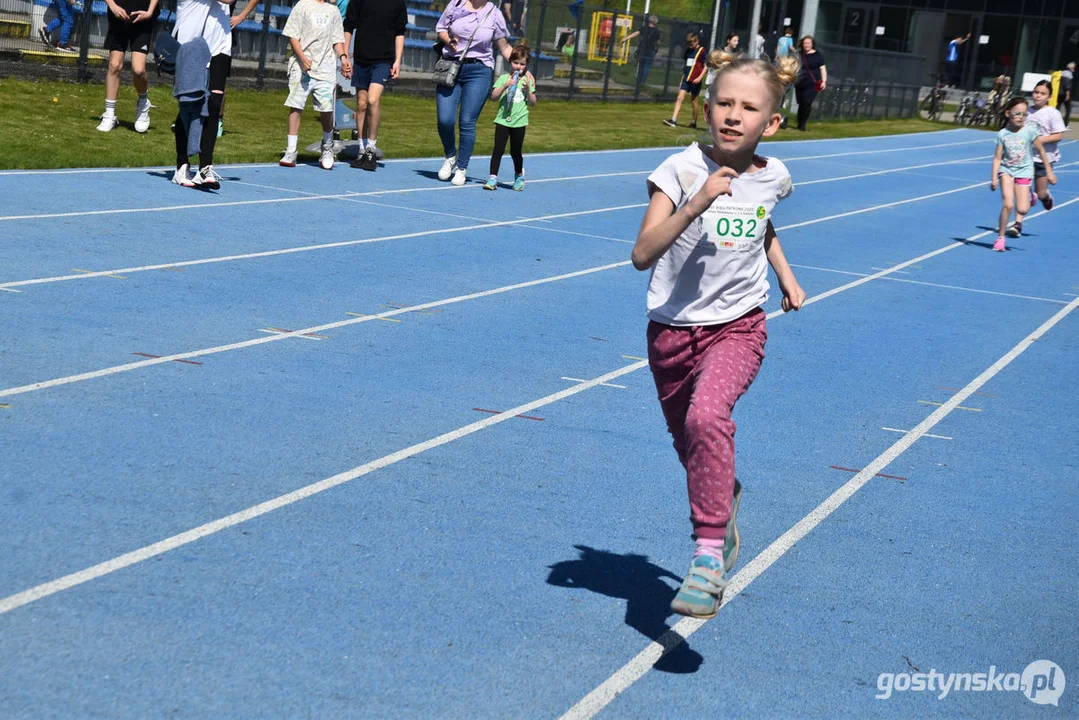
[{"left": 103, "top": 16, "right": 155, "bottom": 54}]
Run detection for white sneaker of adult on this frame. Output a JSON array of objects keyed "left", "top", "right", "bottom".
[
  {"left": 450, "top": 167, "right": 467, "bottom": 186},
  {"left": 96, "top": 114, "right": 118, "bottom": 132},
  {"left": 171, "top": 163, "right": 193, "bottom": 187},
  {"left": 438, "top": 155, "right": 457, "bottom": 181},
  {"left": 134, "top": 99, "right": 153, "bottom": 133}
]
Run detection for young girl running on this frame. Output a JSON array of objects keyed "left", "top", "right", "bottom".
[
  {"left": 631, "top": 52, "right": 805, "bottom": 619},
  {"left": 1027, "top": 79, "right": 1066, "bottom": 211},
  {"left": 991, "top": 96, "right": 1056, "bottom": 251},
  {"left": 484, "top": 44, "right": 536, "bottom": 191},
  {"left": 700, "top": 49, "right": 724, "bottom": 125}
]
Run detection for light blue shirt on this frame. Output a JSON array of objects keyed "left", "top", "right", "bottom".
[
  {"left": 997, "top": 125, "right": 1039, "bottom": 179},
  {"left": 776, "top": 36, "right": 793, "bottom": 57}
]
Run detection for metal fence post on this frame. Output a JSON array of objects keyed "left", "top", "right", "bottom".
[
  {"left": 257, "top": 0, "right": 274, "bottom": 90},
  {"left": 566, "top": 4, "right": 583, "bottom": 100},
  {"left": 76, "top": 0, "right": 93, "bottom": 82},
  {"left": 533, "top": 0, "right": 547, "bottom": 55},
  {"left": 601, "top": 10, "right": 616, "bottom": 100},
  {"left": 661, "top": 19, "right": 675, "bottom": 98}
]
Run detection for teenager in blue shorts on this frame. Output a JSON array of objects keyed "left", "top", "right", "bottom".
[{"left": 343, "top": 0, "right": 406, "bottom": 171}]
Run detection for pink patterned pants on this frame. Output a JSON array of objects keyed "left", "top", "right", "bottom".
[{"left": 647, "top": 308, "right": 767, "bottom": 540}]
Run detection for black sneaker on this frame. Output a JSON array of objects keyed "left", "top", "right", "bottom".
[
  {"left": 1042, "top": 193, "right": 1054, "bottom": 211},
  {"left": 1006, "top": 221, "right": 1022, "bottom": 238},
  {"left": 360, "top": 148, "right": 378, "bottom": 171},
  {"left": 663, "top": 118, "right": 676, "bottom": 127},
  {"left": 38, "top": 25, "right": 50, "bottom": 45},
  {"left": 688, "top": 122, "right": 698, "bottom": 129},
  {"left": 57, "top": 43, "right": 78, "bottom": 53}
]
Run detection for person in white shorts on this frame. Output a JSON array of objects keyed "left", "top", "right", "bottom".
[{"left": 280, "top": 0, "right": 350, "bottom": 170}]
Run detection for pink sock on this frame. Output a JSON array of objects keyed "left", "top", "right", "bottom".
[{"left": 694, "top": 537, "right": 724, "bottom": 561}]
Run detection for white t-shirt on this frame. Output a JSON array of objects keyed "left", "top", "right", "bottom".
[
  {"left": 175, "top": 0, "right": 233, "bottom": 57},
  {"left": 645, "top": 144, "right": 793, "bottom": 326},
  {"left": 283, "top": 0, "right": 345, "bottom": 81},
  {"left": 1027, "top": 105, "right": 1066, "bottom": 163}
]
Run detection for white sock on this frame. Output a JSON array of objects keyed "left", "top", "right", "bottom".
[
  {"left": 367, "top": 138, "right": 377, "bottom": 150},
  {"left": 361, "top": 137, "right": 369, "bottom": 150},
  {"left": 104, "top": 99, "right": 116, "bottom": 118},
  {"left": 322, "top": 130, "right": 333, "bottom": 144},
  {"left": 286, "top": 134, "right": 298, "bottom": 152}
]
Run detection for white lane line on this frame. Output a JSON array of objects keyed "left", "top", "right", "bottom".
[
  {"left": 256, "top": 328, "right": 327, "bottom": 341},
  {"left": 789, "top": 264, "right": 1071, "bottom": 305},
  {"left": 0, "top": 130, "right": 974, "bottom": 176},
  {"left": 1, "top": 174, "right": 996, "bottom": 292},
  {"left": 562, "top": 376, "right": 627, "bottom": 389},
  {"left": 0, "top": 170, "right": 649, "bottom": 222},
  {"left": 0, "top": 211, "right": 1004, "bottom": 615},
  {"left": 0, "top": 261, "right": 633, "bottom": 399},
  {"left": 0, "top": 202, "right": 646, "bottom": 290},
  {"left": 871, "top": 267, "right": 911, "bottom": 274},
  {"left": 0, "top": 359, "right": 648, "bottom": 616},
  {"left": 0, "top": 287, "right": 21, "bottom": 293},
  {"left": 0, "top": 140, "right": 996, "bottom": 223},
  {"left": 881, "top": 427, "right": 952, "bottom": 440},
  {"left": 918, "top": 399, "right": 981, "bottom": 411},
  {"left": 560, "top": 295, "right": 1079, "bottom": 720},
  {"left": 794, "top": 154, "right": 988, "bottom": 186},
  {"left": 6, "top": 193, "right": 1074, "bottom": 401},
  {"left": 775, "top": 137, "right": 989, "bottom": 163}
]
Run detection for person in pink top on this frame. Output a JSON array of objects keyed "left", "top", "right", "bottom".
[{"left": 434, "top": 0, "right": 512, "bottom": 186}]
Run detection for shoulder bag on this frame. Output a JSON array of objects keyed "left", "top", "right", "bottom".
[{"left": 432, "top": 2, "right": 495, "bottom": 87}]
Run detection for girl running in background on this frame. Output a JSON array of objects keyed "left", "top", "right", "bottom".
[
  {"left": 1027, "top": 79, "right": 1065, "bottom": 211},
  {"left": 991, "top": 96, "right": 1056, "bottom": 251},
  {"left": 631, "top": 52, "right": 805, "bottom": 619},
  {"left": 484, "top": 44, "right": 536, "bottom": 191}
]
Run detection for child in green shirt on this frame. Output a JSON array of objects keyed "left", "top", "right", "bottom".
[{"left": 484, "top": 44, "right": 537, "bottom": 191}]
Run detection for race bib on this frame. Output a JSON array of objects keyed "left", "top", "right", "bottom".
[
  {"left": 701, "top": 201, "right": 768, "bottom": 251},
  {"left": 685, "top": 57, "right": 696, "bottom": 68}
]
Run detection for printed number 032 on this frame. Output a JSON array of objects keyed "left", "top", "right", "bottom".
[{"left": 716, "top": 217, "right": 757, "bottom": 237}]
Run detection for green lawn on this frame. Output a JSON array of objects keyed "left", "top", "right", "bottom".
[{"left": 1, "top": 78, "right": 963, "bottom": 170}]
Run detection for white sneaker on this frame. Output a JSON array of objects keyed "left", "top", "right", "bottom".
[
  {"left": 191, "top": 165, "right": 221, "bottom": 190},
  {"left": 438, "top": 155, "right": 457, "bottom": 181},
  {"left": 96, "top": 114, "right": 118, "bottom": 132},
  {"left": 450, "top": 167, "right": 467, "bottom": 186},
  {"left": 171, "top": 163, "right": 193, "bottom": 187},
  {"left": 319, "top": 141, "right": 335, "bottom": 170},
  {"left": 134, "top": 99, "right": 152, "bottom": 133},
  {"left": 279, "top": 150, "right": 298, "bottom": 167}
]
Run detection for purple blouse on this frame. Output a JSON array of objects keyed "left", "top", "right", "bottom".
[{"left": 436, "top": 1, "right": 508, "bottom": 69}]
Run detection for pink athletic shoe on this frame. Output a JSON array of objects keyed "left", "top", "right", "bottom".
[{"left": 993, "top": 236, "right": 1006, "bottom": 252}]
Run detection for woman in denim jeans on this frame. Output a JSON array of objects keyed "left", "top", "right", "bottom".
[{"left": 435, "top": 0, "right": 512, "bottom": 186}]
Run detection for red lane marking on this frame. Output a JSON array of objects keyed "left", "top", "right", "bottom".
[
  {"left": 472, "top": 407, "right": 545, "bottom": 422},
  {"left": 132, "top": 352, "right": 203, "bottom": 366},
  {"left": 829, "top": 465, "right": 907, "bottom": 481}
]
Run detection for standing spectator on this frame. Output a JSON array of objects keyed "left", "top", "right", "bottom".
[
  {"left": 749, "top": 22, "right": 765, "bottom": 59},
  {"left": 170, "top": 0, "right": 236, "bottom": 189},
  {"left": 434, "top": 0, "right": 512, "bottom": 186},
  {"left": 38, "top": 0, "right": 77, "bottom": 52},
  {"left": 723, "top": 33, "right": 740, "bottom": 55},
  {"left": 94, "top": 0, "right": 159, "bottom": 133},
  {"left": 663, "top": 31, "right": 705, "bottom": 128},
  {"left": 794, "top": 35, "right": 826, "bottom": 131},
  {"left": 944, "top": 33, "right": 970, "bottom": 88},
  {"left": 501, "top": 1, "right": 524, "bottom": 36},
  {"left": 278, "top": 0, "right": 348, "bottom": 171},
  {"left": 343, "top": 0, "right": 406, "bottom": 171},
  {"left": 621, "top": 14, "right": 660, "bottom": 91},
  {"left": 1059, "top": 62, "right": 1074, "bottom": 128}
]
